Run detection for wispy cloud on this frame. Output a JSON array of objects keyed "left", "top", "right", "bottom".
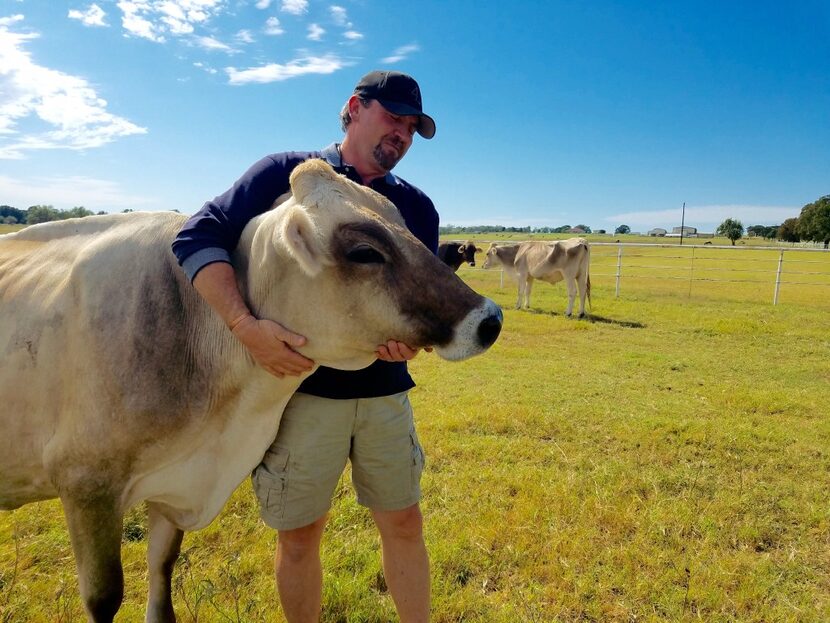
[
  {"left": 255, "top": 0, "right": 272, "bottom": 8},
  {"left": 68, "top": 4, "right": 107, "bottom": 27},
  {"left": 226, "top": 54, "right": 345, "bottom": 85},
  {"left": 382, "top": 43, "right": 419, "bottom": 64},
  {"left": 343, "top": 30, "right": 363, "bottom": 41},
  {"left": 194, "top": 35, "right": 233, "bottom": 52},
  {"left": 307, "top": 23, "right": 324, "bottom": 41},
  {"left": 0, "top": 15, "right": 146, "bottom": 160},
  {"left": 281, "top": 0, "right": 308, "bottom": 15},
  {"left": 0, "top": 174, "right": 153, "bottom": 211},
  {"left": 606, "top": 205, "right": 800, "bottom": 229}
]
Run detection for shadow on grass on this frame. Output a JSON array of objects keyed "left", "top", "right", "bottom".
[{"left": 510, "top": 306, "right": 646, "bottom": 328}]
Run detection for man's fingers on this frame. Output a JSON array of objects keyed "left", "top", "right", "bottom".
[{"left": 271, "top": 323, "right": 307, "bottom": 348}]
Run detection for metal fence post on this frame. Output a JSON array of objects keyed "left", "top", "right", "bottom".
[
  {"left": 773, "top": 249, "right": 784, "bottom": 305},
  {"left": 615, "top": 245, "right": 623, "bottom": 297},
  {"left": 500, "top": 270, "right": 504, "bottom": 289}
]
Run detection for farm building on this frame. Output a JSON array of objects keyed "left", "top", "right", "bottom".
[{"left": 648, "top": 228, "right": 667, "bottom": 236}]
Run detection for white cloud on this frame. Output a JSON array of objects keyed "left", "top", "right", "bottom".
[
  {"left": 226, "top": 54, "right": 345, "bottom": 85},
  {"left": 307, "top": 23, "right": 324, "bottom": 41},
  {"left": 0, "top": 174, "right": 153, "bottom": 211},
  {"left": 235, "top": 29, "right": 254, "bottom": 44},
  {"left": 255, "top": 0, "right": 272, "bottom": 8},
  {"left": 68, "top": 4, "right": 108, "bottom": 27},
  {"left": 264, "top": 16, "right": 283, "bottom": 36},
  {"left": 281, "top": 0, "right": 308, "bottom": 15},
  {"left": 0, "top": 15, "right": 146, "bottom": 159},
  {"left": 115, "top": 0, "right": 224, "bottom": 43},
  {"left": 382, "top": 43, "right": 419, "bottom": 64},
  {"left": 330, "top": 6, "right": 349, "bottom": 26},
  {"left": 343, "top": 30, "right": 362, "bottom": 40},
  {"left": 606, "top": 205, "right": 800, "bottom": 229}
]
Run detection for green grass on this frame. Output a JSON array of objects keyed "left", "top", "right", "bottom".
[{"left": 2, "top": 268, "right": 830, "bottom": 621}]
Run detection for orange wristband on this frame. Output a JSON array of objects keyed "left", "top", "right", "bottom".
[{"left": 228, "top": 312, "right": 253, "bottom": 332}]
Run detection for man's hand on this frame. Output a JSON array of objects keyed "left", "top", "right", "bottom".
[
  {"left": 375, "top": 340, "right": 432, "bottom": 362},
  {"left": 231, "top": 315, "right": 314, "bottom": 378}
]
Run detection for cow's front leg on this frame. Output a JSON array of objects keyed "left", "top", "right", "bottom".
[
  {"left": 146, "top": 502, "right": 185, "bottom": 623},
  {"left": 62, "top": 493, "right": 125, "bottom": 622},
  {"left": 564, "top": 278, "right": 577, "bottom": 317}
]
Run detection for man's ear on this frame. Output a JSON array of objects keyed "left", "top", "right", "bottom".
[{"left": 279, "top": 204, "right": 325, "bottom": 277}]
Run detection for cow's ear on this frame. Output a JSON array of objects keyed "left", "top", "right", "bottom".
[
  {"left": 289, "top": 159, "right": 340, "bottom": 208},
  {"left": 279, "top": 204, "right": 325, "bottom": 277}
]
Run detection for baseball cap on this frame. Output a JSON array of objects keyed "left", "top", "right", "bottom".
[{"left": 353, "top": 70, "right": 436, "bottom": 139}]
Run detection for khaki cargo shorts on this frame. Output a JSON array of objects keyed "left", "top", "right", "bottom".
[{"left": 251, "top": 391, "right": 425, "bottom": 531}]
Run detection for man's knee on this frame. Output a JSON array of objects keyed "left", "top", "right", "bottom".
[
  {"left": 278, "top": 516, "right": 327, "bottom": 561},
  {"left": 373, "top": 504, "right": 424, "bottom": 541}
]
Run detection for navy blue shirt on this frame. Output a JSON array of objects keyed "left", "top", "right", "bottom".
[{"left": 172, "top": 143, "right": 439, "bottom": 399}]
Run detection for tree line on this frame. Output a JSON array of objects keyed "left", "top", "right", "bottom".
[
  {"left": 714, "top": 195, "right": 830, "bottom": 247},
  {"left": 440, "top": 195, "right": 830, "bottom": 248},
  {"left": 0, "top": 205, "right": 108, "bottom": 225}
]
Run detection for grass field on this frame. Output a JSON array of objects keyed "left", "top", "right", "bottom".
[{"left": 2, "top": 243, "right": 830, "bottom": 622}]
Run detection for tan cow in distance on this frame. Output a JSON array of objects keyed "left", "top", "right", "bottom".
[
  {"left": 483, "top": 238, "right": 591, "bottom": 317},
  {"left": 0, "top": 159, "right": 502, "bottom": 622}
]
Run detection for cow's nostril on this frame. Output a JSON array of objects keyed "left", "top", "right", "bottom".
[{"left": 477, "top": 309, "right": 503, "bottom": 348}]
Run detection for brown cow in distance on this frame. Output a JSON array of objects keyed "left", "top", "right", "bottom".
[{"left": 438, "top": 240, "right": 482, "bottom": 271}]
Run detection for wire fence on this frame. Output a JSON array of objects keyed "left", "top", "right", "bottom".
[{"left": 460, "top": 242, "right": 830, "bottom": 308}]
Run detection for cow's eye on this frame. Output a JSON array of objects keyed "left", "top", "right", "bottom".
[{"left": 346, "top": 245, "right": 386, "bottom": 264}]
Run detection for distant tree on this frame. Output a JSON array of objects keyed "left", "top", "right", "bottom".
[
  {"left": 777, "top": 218, "right": 800, "bottom": 243},
  {"left": 122, "top": 209, "right": 135, "bottom": 213},
  {"left": 96, "top": 211, "right": 107, "bottom": 215},
  {"left": 747, "top": 225, "right": 766, "bottom": 237},
  {"left": 2, "top": 216, "right": 17, "bottom": 224},
  {"left": 65, "top": 206, "right": 94, "bottom": 219},
  {"left": 716, "top": 218, "right": 744, "bottom": 245},
  {"left": 596, "top": 229, "right": 606, "bottom": 234},
  {"left": 574, "top": 224, "right": 592, "bottom": 234},
  {"left": 762, "top": 225, "right": 779, "bottom": 239},
  {"left": 796, "top": 195, "right": 830, "bottom": 249},
  {"left": 614, "top": 224, "right": 631, "bottom": 235},
  {"left": 26, "top": 205, "right": 61, "bottom": 224},
  {"left": 1, "top": 205, "right": 26, "bottom": 224}
]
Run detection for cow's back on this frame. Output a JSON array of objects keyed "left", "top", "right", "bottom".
[{"left": 0, "top": 212, "right": 215, "bottom": 508}]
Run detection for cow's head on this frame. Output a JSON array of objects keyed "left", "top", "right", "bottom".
[
  {"left": 481, "top": 243, "right": 501, "bottom": 269},
  {"left": 244, "top": 159, "right": 502, "bottom": 370},
  {"left": 458, "top": 241, "right": 482, "bottom": 267}
]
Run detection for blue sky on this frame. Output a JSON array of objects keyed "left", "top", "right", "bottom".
[{"left": 1, "top": 1, "right": 828, "bottom": 233}]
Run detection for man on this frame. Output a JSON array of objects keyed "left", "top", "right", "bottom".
[{"left": 172, "top": 70, "right": 437, "bottom": 623}]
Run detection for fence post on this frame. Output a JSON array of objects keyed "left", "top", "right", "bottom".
[
  {"left": 500, "top": 269, "right": 504, "bottom": 289},
  {"left": 773, "top": 249, "right": 784, "bottom": 305},
  {"left": 615, "top": 245, "right": 623, "bottom": 297}
]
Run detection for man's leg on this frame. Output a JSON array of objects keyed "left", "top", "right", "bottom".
[
  {"left": 372, "top": 504, "right": 430, "bottom": 623},
  {"left": 275, "top": 515, "right": 328, "bottom": 623}
]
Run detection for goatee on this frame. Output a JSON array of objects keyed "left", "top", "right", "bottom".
[{"left": 373, "top": 144, "right": 401, "bottom": 172}]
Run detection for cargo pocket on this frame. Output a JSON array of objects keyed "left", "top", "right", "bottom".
[{"left": 253, "top": 448, "right": 290, "bottom": 517}]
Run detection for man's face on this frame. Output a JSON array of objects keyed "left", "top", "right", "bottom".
[{"left": 352, "top": 99, "right": 418, "bottom": 172}]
